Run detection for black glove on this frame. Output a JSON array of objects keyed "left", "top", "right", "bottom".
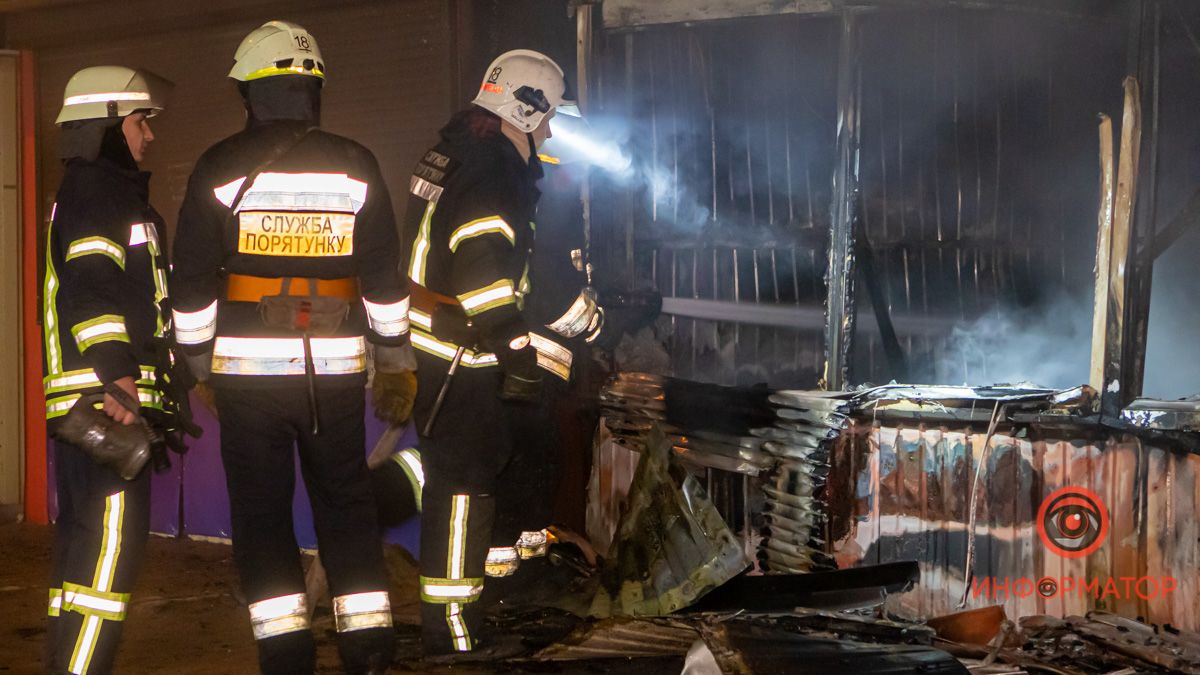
[{"left": 497, "top": 341, "right": 543, "bottom": 404}]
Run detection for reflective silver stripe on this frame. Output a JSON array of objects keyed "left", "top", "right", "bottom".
[
  {"left": 516, "top": 530, "right": 549, "bottom": 559},
  {"left": 407, "top": 201, "right": 437, "bottom": 285},
  {"left": 212, "top": 177, "right": 247, "bottom": 207},
  {"left": 363, "top": 297, "right": 410, "bottom": 337},
  {"left": 127, "top": 222, "right": 159, "bottom": 247},
  {"left": 546, "top": 288, "right": 599, "bottom": 338},
  {"left": 332, "top": 591, "right": 392, "bottom": 633},
  {"left": 457, "top": 279, "right": 516, "bottom": 316},
  {"left": 484, "top": 547, "right": 520, "bottom": 578},
  {"left": 214, "top": 172, "right": 368, "bottom": 213},
  {"left": 48, "top": 589, "right": 63, "bottom": 617},
  {"left": 530, "top": 334, "right": 572, "bottom": 381},
  {"left": 448, "top": 216, "right": 515, "bottom": 251},
  {"left": 46, "top": 389, "right": 162, "bottom": 419},
  {"left": 211, "top": 336, "right": 366, "bottom": 376},
  {"left": 410, "top": 175, "right": 443, "bottom": 202},
  {"left": 448, "top": 602, "right": 471, "bottom": 652},
  {"left": 248, "top": 593, "right": 310, "bottom": 640},
  {"left": 173, "top": 300, "right": 218, "bottom": 345},
  {"left": 64, "top": 91, "right": 150, "bottom": 105}
]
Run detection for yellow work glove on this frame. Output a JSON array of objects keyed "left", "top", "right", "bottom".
[{"left": 371, "top": 370, "right": 417, "bottom": 425}]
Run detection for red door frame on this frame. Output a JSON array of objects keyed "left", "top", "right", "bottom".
[{"left": 20, "top": 49, "right": 48, "bottom": 525}]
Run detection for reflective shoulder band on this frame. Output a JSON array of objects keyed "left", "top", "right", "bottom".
[
  {"left": 530, "top": 334, "right": 572, "bottom": 381},
  {"left": 332, "top": 591, "right": 393, "bottom": 633},
  {"left": 66, "top": 236, "right": 125, "bottom": 269},
  {"left": 448, "top": 216, "right": 515, "bottom": 252},
  {"left": 419, "top": 576, "right": 484, "bottom": 604},
  {"left": 248, "top": 593, "right": 310, "bottom": 640},
  {"left": 173, "top": 300, "right": 218, "bottom": 345},
  {"left": 363, "top": 297, "right": 411, "bottom": 338}
]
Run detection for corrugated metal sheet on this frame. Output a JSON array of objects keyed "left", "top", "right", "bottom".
[{"left": 829, "top": 423, "right": 1200, "bottom": 629}]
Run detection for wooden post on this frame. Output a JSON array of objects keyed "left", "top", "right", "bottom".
[{"left": 1089, "top": 115, "right": 1115, "bottom": 393}]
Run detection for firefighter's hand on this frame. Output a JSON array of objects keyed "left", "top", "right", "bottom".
[
  {"left": 372, "top": 370, "right": 418, "bottom": 424},
  {"left": 103, "top": 377, "right": 139, "bottom": 426},
  {"left": 499, "top": 346, "right": 542, "bottom": 404}
]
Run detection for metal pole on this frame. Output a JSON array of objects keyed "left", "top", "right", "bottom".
[
  {"left": 821, "top": 10, "right": 862, "bottom": 392},
  {"left": 576, "top": 2, "right": 595, "bottom": 285}
]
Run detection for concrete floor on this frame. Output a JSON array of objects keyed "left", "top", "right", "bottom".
[
  {"left": 0, "top": 522, "right": 682, "bottom": 674},
  {"left": 0, "top": 522, "right": 455, "bottom": 674}
]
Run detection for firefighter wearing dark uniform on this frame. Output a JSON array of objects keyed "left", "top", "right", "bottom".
[
  {"left": 402, "top": 49, "right": 600, "bottom": 656},
  {"left": 170, "top": 21, "right": 414, "bottom": 674},
  {"left": 42, "top": 66, "right": 172, "bottom": 675}
]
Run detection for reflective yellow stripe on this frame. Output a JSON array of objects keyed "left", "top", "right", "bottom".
[
  {"left": 448, "top": 495, "right": 468, "bottom": 579},
  {"left": 71, "top": 315, "right": 129, "bottom": 351},
  {"left": 457, "top": 279, "right": 516, "bottom": 317},
  {"left": 392, "top": 448, "right": 424, "bottom": 511},
  {"left": 46, "top": 388, "right": 163, "bottom": 420},
  {"left": 61, "top": 582, "right": 130, "bottom": 621},
  {"left": 448, "top": 603, "right": 471, "bottom": 652},
  {"left": 66, "top": 236, "right": 125, "bottom": 269},
  {"left": 49, "top": 588, "right": 63, "bottom": 617},
  {"left": 448, "top": 216, "right": 515, "bottom": 252},
  {"left": 410, "top": 328, "right": 499, "bottom": 368},
  {"left": 44, "top": 213, "right": 63, "bottom": 375},
  {"left": 248, "top": 593, "right": 310, "bottom": 640},
  {"left": 244, "top": 64, "right": 325, "bottom": 81},
  {"left": 530, "top": 334, "right": 573, "bottom": 381},
  {"left": 407, "top": 201, "right": 437, "bottom": 285},
  {"left": 332, "top": 591, "right": 392, "bottom": 633},
  {"left": 420, "top": 576, "right": 484, "bottom": 603},
  {"left": 44, "top": 367, "right": 156, "bottom": 395},
  {"left": 71, "top": 491, "right": 124, "bottom": 673},
  {"left": 363, "top": 297, "right": 410, "bottom": 338}
]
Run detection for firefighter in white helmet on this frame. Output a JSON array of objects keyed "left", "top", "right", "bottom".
[
  {"left": 171, "top": 20, "right": 413, "bottom": 674},
  {"left": 399, "top": 48, "right": 604, "bottom": 658},
  {"left": 43, "top": 65, "right": 176, "bottom": 675}
]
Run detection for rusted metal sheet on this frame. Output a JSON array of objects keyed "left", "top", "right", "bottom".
[{"left": 828, "top": 421, "right": 1200, "bottom": 630}]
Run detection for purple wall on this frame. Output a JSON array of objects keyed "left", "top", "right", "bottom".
[{"left": 49, "top": 392, "right": 421, "bottom": 557}]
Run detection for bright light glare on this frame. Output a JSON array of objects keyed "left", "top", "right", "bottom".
[{"left": 547, "top": 120, "right": 633, "bottom": 174}]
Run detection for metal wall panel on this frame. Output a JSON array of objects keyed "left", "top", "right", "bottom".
[{"left": 829, "top": 424, "right": 1200, "bottom": 629}]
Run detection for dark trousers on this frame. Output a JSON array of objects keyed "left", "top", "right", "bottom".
[
  {"left": 413, "top": 352, "right": 560, "bottom": 654},
  {"left": 215, "top": 384, "right": 394, "bottom": 674},
  {"left": 46, "top": 440, "right": 151, "bottom": 675}
]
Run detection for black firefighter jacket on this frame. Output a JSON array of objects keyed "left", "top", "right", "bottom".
[
  {"left": 171, "top": 120, "right": 410, "bottom": 389},
  {"left": 42, "top": 157, "right": 170, "bottom": 428},
  {"left": 402, "top": 108, "right": 601, "bottom": 383}
]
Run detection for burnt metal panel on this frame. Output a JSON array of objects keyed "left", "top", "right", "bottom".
[{"left": 828, "top": 422, "right": 1200, "bottom": 630}]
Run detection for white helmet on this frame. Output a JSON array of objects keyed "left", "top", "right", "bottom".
[
  {"left": 56, "top": 66, "right": 170, "bottom": 125},
  {"left": 229, "top": 20, "right": 324, "bottom": 82},
  {"left": 471, "top": 49, "right": 579, "bottom": 133}
]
